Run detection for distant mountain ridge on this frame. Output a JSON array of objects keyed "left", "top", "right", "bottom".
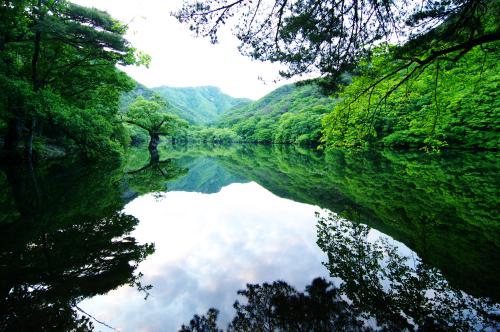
[{"left": 121, "top": 83, "right": 251, "bottom": 125}]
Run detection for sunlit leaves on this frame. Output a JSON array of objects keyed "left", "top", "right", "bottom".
[{"left": 322, "top": 45, "right": 500, "bottom": 149}]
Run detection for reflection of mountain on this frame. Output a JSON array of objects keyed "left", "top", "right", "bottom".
[
  {"left": 166, "top": 156, "right": 248, "bottom": 194},
  {"left": 162, "top": 144, "right": 500, "bottom": 302}
]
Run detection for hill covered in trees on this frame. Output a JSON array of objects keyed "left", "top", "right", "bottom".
[
  {"left": 1, "top": 0, "right": 497, "bottom": 162},
  {"left": 125, "top": 60, "right": 499, "bottom": 151},
  {"left": 121, "top": 84, "right": 251, "bottom": 125},
  {"left": 215, "top": 83, "right": 336, "bottom": 145},
  {"left": 175, "top": 0, "right": 499, "bottom": 151}
]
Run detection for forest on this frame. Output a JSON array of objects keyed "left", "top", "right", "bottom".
[{"left": 1, "top": 0, "right": 498, "bottom": 163}]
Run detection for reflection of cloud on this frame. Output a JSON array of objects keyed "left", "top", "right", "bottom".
[{"left": 79, "top": 182, "right": 329, "bottom": 331}]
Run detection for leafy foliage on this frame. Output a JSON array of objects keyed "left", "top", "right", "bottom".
[
  {"left": 316, "top": 213, "right": 499, "bottom": 330},
  {"left": 216, "top": 82, "right": 336, "bottom": 145},
  {"left": 322, "top": 45, "right": 500, "bottom": 149},
  {"left": 174, "top": 0, "right": 499, "bottom": 148},
  {"left": 0, "top": 0, "right": 145, "bottom": 159},
  {"left": 189, "top": 127, "right": 243, "bottom": 144},
  {"left": 125, "top": 96, "right": 185, "bottom": 136},
  {"left": 174, "top": 0, "right": 500, "bottom": 89},
  {"left": 124, "top": 95, "right": 188, "bottom": 161}
]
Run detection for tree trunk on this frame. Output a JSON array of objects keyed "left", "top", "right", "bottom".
[
  {"left": 25, "top": 117, "right": 36, "bottom": 160},
  {"left": 4, "top": 116, "right": 22, "bottom": 150},
  {"left": 148, "top": 133, "right": 160, "bottom": 163}
]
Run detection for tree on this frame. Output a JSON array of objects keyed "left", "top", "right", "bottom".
[
  {"left": 174, "top": 0, "right": 499, "bottom": 90},
  {"left": 125, "top": 95, "right": 188, "bottom": 162},
  {"left": 0, "top": 0, "right": 148, "bottom": 159},
  {"left": 321, "top": 44, "right": 500, "bottom": 149}
]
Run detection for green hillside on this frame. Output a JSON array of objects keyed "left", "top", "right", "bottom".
[
  {"left": 121, "top": 84, "right": 251, "bottom": 125},
  {"left": 216, "top": 83, "right": 337, "bottom": 145}
]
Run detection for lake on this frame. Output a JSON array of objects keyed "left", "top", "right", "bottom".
[{"left": 1, "top": 144, "right": 499, "bottom": 331}]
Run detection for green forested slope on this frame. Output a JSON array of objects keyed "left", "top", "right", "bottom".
[
  {"left": 216, "top": 83, "right": 336, "bottom": 145},
  {"left": 212, "top": 44, "right": 499, "bottom": 150},
  {"left": 155, "top": 86, "right": 250, "bottom": 124},
  {"left": 121, "top": 84, "right": 250, "bottom": 125}
]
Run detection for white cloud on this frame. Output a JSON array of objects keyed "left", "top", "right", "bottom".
[{"left": 72, "top": 0, "right": 292, "bottom": 99}]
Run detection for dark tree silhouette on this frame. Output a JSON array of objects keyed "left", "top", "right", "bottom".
[
  {"left": 0, "top": 160, "right": 155, "bottom": 331},
  {"left": 316, "top": 212, "right": 500, "bottom": 331},
  {"left": 180, "top": 278, "right": 369, "bottom": 332},
  {"left": 174, "top": 0, "right": 499, "bottom": 90}
]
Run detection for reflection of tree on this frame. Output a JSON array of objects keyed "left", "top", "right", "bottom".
[
  {"left": 0, "top": 160, "right": 155, "bottom": 331},
  {"left": 316, "top": 212, "right": 500, "bottom": 331},
  {"left": 180, "top": 308, "right": 222, "bottom": 332},
  {"left": 180, "top": 212, "right": 499, "bottom": 331},
  {"left": 125, "top": 158, "right": 188, "bottom": 196},
  {"left": 181, "top": 278, "right": 368, "bottom": 332}
]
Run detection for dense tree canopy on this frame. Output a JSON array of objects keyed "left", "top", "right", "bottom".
[
  {"left": 216, "top": 83, "right": 334, "bottom": 145},
  {"left": 322, "top": 45, "right": 500, "bottom": 149},
  {"left": 175, "top": 0, "right": 499, "bottom": 150},
  {"left": 0, "top": 0, "right": 148, "bottom": 159},
  {"left": 175, "top": 0, "right": 499, "bottom": 87}
]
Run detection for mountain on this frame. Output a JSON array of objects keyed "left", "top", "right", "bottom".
[
  {"left": 216, "top": 83, "right": 337, "bottom": 145},
  {"left": 121, "top": 83, "right": 251, "bottom": 125}
]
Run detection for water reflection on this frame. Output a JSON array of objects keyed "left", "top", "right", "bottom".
[
  {"left": 163, "top": 144, "right": 499, "bottom": 301},
  {"left": 317, "top": 212, "right": 499, "bottom": 331},
  {"left": 0, "top": 160, "right": 165, "bottom": 330},
  {"left": 79, "top": 182, "right": 328, "bottom": 331},
  {"left": 180, "top": 278, "right": 366, "bottom": 332},
  {"left": 1, "top": 144, "right": 498, "bottom": 331},
  {"left": 181, "top": 213, "right": 499, "bottom": 331},
  {"left": 125, "top": 157, "right": 188, "bottom": 198}
]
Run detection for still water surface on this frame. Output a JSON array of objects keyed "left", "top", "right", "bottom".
[{"left": 1, "top": 144, "right": 499, "bottom": 331}]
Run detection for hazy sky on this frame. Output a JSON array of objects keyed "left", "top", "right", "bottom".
[{"left": 73, "top": 0, "right": 292, "bottom": 99}]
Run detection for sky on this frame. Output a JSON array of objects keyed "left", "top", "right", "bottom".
[{"left": 73, "top": 0, "right": 292, "bottom": 100}]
